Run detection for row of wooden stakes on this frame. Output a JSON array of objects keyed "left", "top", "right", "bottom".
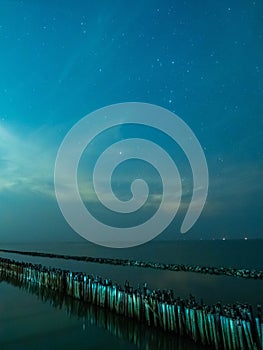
[
  {"left": 2, "top": 269, "right": 195, "bottom": 350},
  {"left": 0, "top": 257, "right": 262, "bottom": 350}
]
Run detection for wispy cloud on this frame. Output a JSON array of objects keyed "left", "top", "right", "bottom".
[
  {"left": 202, "top": 160, "right": 263, "bottom": 216},
  {"left": 0, "top": 123, "right": 56, "bottom": 197},
  {"left": 1, "top": 121, "right": 262, "bottom": 224}
]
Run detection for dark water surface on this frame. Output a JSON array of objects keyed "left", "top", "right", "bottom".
[
  {"left": 1, "top": 240, "right": 262, "bottom": 349},
  {"left": 0, "top": 278, "right": 205, "bottom": 350},
  {"left": 0, "top": 282, "right": 138, "bottom": 350}
]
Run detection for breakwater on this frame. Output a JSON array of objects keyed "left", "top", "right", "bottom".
[
  {"left": 0, "top": 257, "right": 262, "bottom": 349},
  {"left": 1, "top": 248, "right": 263, "bottom": 280}
]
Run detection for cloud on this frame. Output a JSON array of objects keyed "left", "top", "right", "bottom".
[
  {"left": 0, "top": 123, "right": 56, "bottom": 197},
  {"left": 201, "top": 160, "right": 263, "bottom": 217},
  {"left": 1, "top": 121, "right": 261, "bottom": 226}
]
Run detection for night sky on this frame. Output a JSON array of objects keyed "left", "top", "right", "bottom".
[{"left": 0, "top": 0, "right": 262, "bottom": 243}]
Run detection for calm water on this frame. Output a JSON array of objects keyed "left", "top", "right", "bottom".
[
  {"left": 0, "top": 282, "right": 139, "bottom": 350},
  {"left": 0, "top": 269, "right": 204, "bottom": 350},
  {"left": 1, "top": 240, "right": 263, "bottom": 349}
]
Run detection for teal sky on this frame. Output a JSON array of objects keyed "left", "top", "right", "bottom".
[{"left": 0, "top": 0, "right": 262, "bottom": 243}]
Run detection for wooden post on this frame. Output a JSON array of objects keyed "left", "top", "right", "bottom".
[{"left": 1, "top": 256, "right": 262, "bottom": 350}]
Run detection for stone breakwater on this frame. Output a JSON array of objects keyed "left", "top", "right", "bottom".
[
  {"left": 1, "top": 249, "right": 263, "bottom": 280},
  {"left": 0, "top": 256, "right": 263, "bottom": 350}
]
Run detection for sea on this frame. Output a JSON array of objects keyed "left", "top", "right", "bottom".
[{"left": 0, "top": 239, "right": 262, "bottom": 349}]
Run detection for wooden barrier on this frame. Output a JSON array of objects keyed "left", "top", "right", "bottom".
[
  {"left": 1, "top": 268, "right": 189, "bottom": 350},
  {"left": 0, "top": 257, "right": 262, "bottom": 349}
]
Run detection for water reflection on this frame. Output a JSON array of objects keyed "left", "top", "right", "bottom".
[{"left": 0, "top": 273, "right": 205, "bottom": 350}]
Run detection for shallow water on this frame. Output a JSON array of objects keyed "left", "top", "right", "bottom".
[
  {"left": 1, "top": 240, "right": 262, "bottom": 349},
  {"left": 0, "top": 279, "right": 205, "bottom": 350}
]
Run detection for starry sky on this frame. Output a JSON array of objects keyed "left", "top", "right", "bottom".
[{"left": 0, "top": 0, "right": 262, "bottom": 243}]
